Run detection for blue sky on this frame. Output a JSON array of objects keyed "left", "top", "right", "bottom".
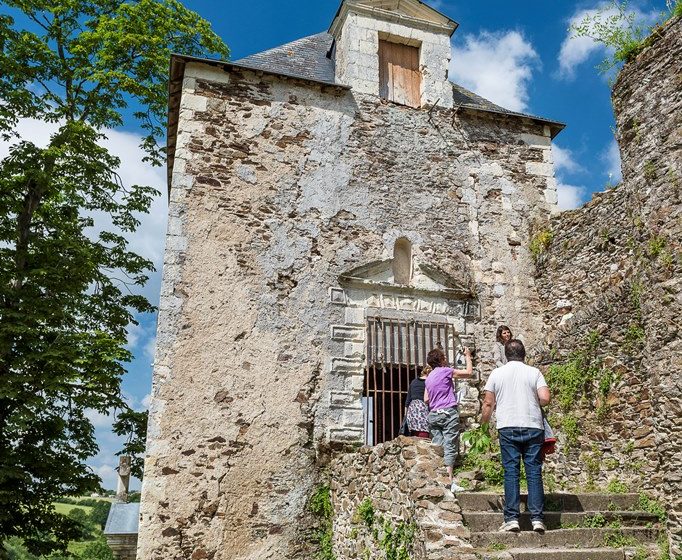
[{"left": 1, "top": 0, "right": 672, "bottom": 490}]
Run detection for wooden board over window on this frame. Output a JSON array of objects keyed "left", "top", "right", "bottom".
[{"left": 379, "top": 40, "right": 421, "bottom": 108}]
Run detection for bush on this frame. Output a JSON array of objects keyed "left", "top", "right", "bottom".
[
  {"left": 80, "top": 539, "right": 115, "bottom": 560},
  {"left": 68, "top": 508, "right": 94, "bottom": 541},
  {"left": 309, "top": 485, "right": 335, "bottom": 560},
  {"left": 89, "top": 501, "right": 112, "bottom": 530}
]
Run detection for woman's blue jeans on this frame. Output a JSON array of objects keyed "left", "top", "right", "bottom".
[{"left": 498, "top": 427, "right": 545, "bottom": 522}]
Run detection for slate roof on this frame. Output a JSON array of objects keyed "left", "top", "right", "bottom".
[
  {"left": 234, "top": 32, "right": 564, "bottom": 130},
  {"left": 104, "top": 502, "right": 140, "bottom": 535},
  {"left": 235, "top": 32, "right": 336, "bottom": 85}
]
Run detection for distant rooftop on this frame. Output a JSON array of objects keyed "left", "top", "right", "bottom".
[{"left": 104, "top": 502, "right": 140, "bottom": 535}]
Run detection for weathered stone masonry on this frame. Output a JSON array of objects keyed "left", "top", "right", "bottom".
[
  {"left": 535, "top": 16, "right": 681, "bottom": 557},
  {"left": 138, "top": 55, "right": 563, "bottom": 560}
]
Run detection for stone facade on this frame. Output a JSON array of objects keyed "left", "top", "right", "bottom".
[
  {"left": 139, "top": 3, "right": 681, "bottom": 560},
  {"left": 137, "top": 11, "right": 563, "bottom": 557},
  {"left": 533, "top": 16, "right": 681, "bottom": 557},
  {"left": 331, "top": 437, "right": 471, "bottom": 560}
]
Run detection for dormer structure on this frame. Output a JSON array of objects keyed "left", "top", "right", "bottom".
[{"left": 330, "top": 0, "right": 457, "bottom": 108}]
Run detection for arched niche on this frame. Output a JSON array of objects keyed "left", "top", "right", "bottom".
[{"left": 392, "top": 237, "right": 412, "bottom": 286}]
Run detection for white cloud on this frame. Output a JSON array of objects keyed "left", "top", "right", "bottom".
[
  {"left": 144, "top": 335, "right": 157, "bottom": 362},
  {"left": 92, "top": 464, "right": 118, "bottom": 490},
  {"left": 85, "top": 408, "right": 115, "bottom": 429},
  {"left": 602, "top": 138, "right": 623, "bottom": 183},
  {"left": 557, "top": 3, "right": 661, "bottom": 79},
  {"left": 557, "top": 182, "right": 587, "bottom": 210},
  {"left": 450, "top": 30, "right": 540, "bottom": 112},
  {"left": 552, "top": 144, "right": 583, "bottom": 174},
  {"left": 551, "top": 143, "right": 587, "bottom": 210}
]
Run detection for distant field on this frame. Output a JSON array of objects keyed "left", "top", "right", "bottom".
[{"left": 53, "top": 502, "right": 93, "bottom": 515}]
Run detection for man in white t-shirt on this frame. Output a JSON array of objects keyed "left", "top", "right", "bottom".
[{"left": 481, "top": 339, "right": 551, "bottom": 534}]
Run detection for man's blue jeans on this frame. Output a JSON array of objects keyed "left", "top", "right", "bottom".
[{"left": 498, "top": 427, "right": 545, "bottom": 522}]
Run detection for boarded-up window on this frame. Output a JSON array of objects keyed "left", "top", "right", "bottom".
[{"left": 379, "top": 40, "right": 421, "bottom": 108}]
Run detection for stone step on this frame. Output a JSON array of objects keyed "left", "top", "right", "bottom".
[
  {"left": 470, "top": 526, "right": 660, "bottom": 549},
  {"left": 457, "top": 493, "right": 641, "bottom": 513},
  {"left": 509, "top": 548, "right": 625, "bottom": 560},
  {"left": 463, "top": 511, "right": 659, "bottom": 532}
]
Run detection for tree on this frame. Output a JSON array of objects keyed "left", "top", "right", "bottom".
[
  {"left": 112, "top": 409, "right": 148, "bottom": 480},
  {"left": 88, "top": 501, "right": 112, "bottom": 530},
  {"left": 79, "top": 538, "right": 114, "bottom": 560},
  {"left": 0, "top": 1, "right": 228, "bottom": 556},
  {"left": 67, "top": 509, "right": 93, "bottom": 541}
]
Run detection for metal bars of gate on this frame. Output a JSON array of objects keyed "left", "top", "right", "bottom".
[{"left": 364, "top": 317, "right": 458, "bottom": 446}]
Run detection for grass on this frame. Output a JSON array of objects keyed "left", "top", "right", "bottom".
[{"left": 53, "top": 502, "right": 94, "bottom": 515}]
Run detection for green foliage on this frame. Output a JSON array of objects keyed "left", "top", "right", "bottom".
[
  {"left": 607, "top": 479, "right": 629, "bottom": 493},
  {"left": 647, "top": 235, "right": 667, "bottom": 258},
  {"left": 461, "top": 423, "right": 493, "bottom": 455},
  {"left": 488, "top": 543, "right": 507, "bottom": 551},
  {"left": 67, "top": 508, "right": 93, "bottom": 541},
  {"left": 570, "top": 1, "right": 649, "bottom": 72},
  {"left": 354, "top": 498, "right": 375, "bottom": 528},
  {"left": 309, "top": 485, "right": 335, "bottom": 560},
  {"left": 79, "top": 537, "right": 115, "bottom": 560},
  {"left": 637, "top": 493, "right": 666, "bottom": 523},
  {"left": 603, "top": 531, "right": 636, "bottom": 548},
  {"left": 560, "top": 415, "right": 580, "bottom": 450},
  {"left": 583, "top": 513, "right": 607, "bottom": 528},
  {"left": 632, "top": 546, "right": 648, "bottom": 560},
  {"left": 112, "top": 410, "right": 148, "bottom": 480},
  {"left": 0, "top": 0, "right": 227, "bottom": 553},
  {"left": 582, "top": 450, "right": 601, "bottom": 481},
  {"left": 88, "top": 501, "right": 112, "bottom": 531},
  {"left": 624, "top": 322, "right": 646, "bottom": 349},
  {"left": 643, "top": 160, "right": 657, "bottom": 181},
  {"left": 546, "top": 332, "right": 608, "bottom": 413},
  {"left": 657, "top": 532, "right": 670, "bottom": 560},
  {"left": 530, "top": 229, "right": 553, "bottom": 260},
  {"left": 378, "top": 520, "right": 416, "bottom": 560},
  {"left": 462, "top": 454, "right": 505, "bottom": 487},
  {"left": 675, "top": 0, "right": 682, "bottom": 17}
]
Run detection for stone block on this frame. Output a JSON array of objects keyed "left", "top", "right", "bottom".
[
  {"left": 329, "top": 287, "right": 347, "bottom": 305},
  {"left": 330, "top": 324, "right": 364, "bottom": 341},
  {"left": 344, "top": 307, "right": 365, "bottom": 326},
  {"left": 525, "top": 161, "right": 554, "bottom": 177},
  {"left": 330, "top": 356, "right": 364, "bottom": 375}
]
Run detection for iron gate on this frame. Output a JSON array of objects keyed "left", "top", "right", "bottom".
[{"left": 363, "top": 317, "right": 460, "bottom": 446}]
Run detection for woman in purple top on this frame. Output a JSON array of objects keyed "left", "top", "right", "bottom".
[{"left": 424, "top": 346, "right": 473, "bottom": 493}]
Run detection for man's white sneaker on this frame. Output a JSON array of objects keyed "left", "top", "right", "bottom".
[
  {"left": 450, "top": 481, "right": 466, "bottom": 493},
  {"left": 498, "top": 520, "right": 520, "bottom": 532},
  {"left": 532, "top": 520, "right": 546, "bottom": 533}
]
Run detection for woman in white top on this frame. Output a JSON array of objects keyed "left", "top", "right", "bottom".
[{"left": 492, "top": 325, "right": 513, "bottom": 368}]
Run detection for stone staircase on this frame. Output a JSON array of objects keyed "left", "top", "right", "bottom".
[{"left": 458, "top": 492, "right": 663, "bottom": 560}]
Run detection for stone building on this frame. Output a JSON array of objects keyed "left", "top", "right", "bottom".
[{"left": 133, "top": 0, "right": 682, "bottom": 558}]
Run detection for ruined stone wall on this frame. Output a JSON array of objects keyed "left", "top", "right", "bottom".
[
  {"left": 331, "top": 437, "right": 470, "bottom": 560},
  {"left": 535, "top": 16, "right": 681, "bottom": 555},
  {"left": 138, "top": 59, "right": 561, "bottom": 560}
]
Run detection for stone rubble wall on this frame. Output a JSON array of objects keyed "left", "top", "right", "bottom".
[
  {"left": 535, "top": 16, "right": 681, "bottom": 556},
  {"left": 138, "top": 56, "right": 562, "bottom": 559},
  {"left": 331, "top": 437, "right": 471, "bottom": 560}
]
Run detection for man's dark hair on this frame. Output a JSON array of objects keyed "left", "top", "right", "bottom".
[
  {"left": 504, "top": 339, "right": 526, "bottom": 362},
  {"left": 427, "top": 348, "right": 446, "bottom": 369}
]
